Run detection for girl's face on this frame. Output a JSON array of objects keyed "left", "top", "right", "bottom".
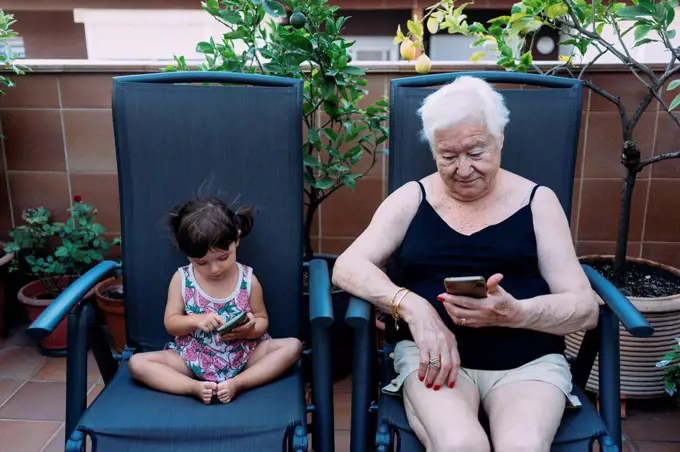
[{"left": 190, "top": 242, "right": 238, "bottom": 281}]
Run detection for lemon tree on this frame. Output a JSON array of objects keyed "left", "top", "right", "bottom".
[
  {"left": 166, "top": 0, "right": 388, "bottom": 258},
  {"left": 394, "top": 0, "right": 680, "bottom": 285}
]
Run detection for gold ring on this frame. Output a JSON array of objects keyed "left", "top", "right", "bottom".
[
  {"left": 458, "top": 318, "right": 467, "bottom": 326},
  {"left": 429, "top": 357, "right": 441, "bottom": 367}
]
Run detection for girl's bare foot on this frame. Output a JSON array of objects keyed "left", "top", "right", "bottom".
[
  {"left": 193, "top": 381, "right": 217, "bottom": 404},
  {"left": 216, "top": 378, "right": 241, "bottom": 403}
]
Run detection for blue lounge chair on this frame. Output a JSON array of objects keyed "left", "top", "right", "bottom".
[
  {"left": 345, "top": 72, "right": 654, "bottom": 452},
  {"left": 27, "top": 72, "right": 336, "bottom": 452}
]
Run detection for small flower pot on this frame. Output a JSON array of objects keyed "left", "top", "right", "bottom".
[{"left": 94, "top": 276, "right": 126, "bottom": 353}]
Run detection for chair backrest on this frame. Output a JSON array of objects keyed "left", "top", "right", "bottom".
[
  {"left": 112, "top": 72, "right": 303, "bottom": 352},
  {"left": 389, "top": 72, "right": 582, "bottom": 217}
]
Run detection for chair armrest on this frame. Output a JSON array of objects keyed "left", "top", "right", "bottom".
[
  {"left": 345, "top": 296, "right": 372, "bottom": 328},
  {"left": 26, "top": 260, "right": 121, "bottom": 341},
  {"left": 582, "top": 264, "right": 654, "bottom": 338},
  {"left": 308, "top": 259, "right": 333, "bottom": 328}
]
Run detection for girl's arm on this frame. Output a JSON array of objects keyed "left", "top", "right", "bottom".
[
  {"left": 243, "top": 274, "right": 269, "bottom": 339},
  {"left": 164, "top": 271, "right": 223, "bottom": 336}
]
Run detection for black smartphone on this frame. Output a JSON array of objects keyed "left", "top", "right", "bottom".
[
  {"left": 443, "top": 276, "right": 488, "bottom": 298},
  {"left": 216, "top": 312, "right": 249, "bottom": 333}
]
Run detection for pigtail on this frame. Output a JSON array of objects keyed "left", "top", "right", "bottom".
[
  {"left": 234, "top": 206, "right": 254, "bottom": 239},
  {"left": 166, "top": 204, "right": 185, "bottom": 245}
]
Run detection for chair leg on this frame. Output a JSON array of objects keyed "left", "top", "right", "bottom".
[
  {"left": 292, "top": 423, "right": 308, "bottom": 452},
  {"left": 598, "top": 435, "right": 618, "bottom": 451},
  {"left": 376, "top": 422, "right": 393, "bottom": 452},
  {"left": 65, "top": 430, "right": 86, "bottom": 452}
]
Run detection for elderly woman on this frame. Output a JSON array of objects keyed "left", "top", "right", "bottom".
[{"left": 332, "top": 76, "right": 599, "bottom": 452}]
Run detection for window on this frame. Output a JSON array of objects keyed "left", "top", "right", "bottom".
[
  {"left": 3, "top": 36, "right": 25, "bottom": 59},
  {"left": 346, "top": 36, "right": 399, "bottom": 62}
]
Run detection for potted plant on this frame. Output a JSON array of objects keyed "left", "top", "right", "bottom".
[
  {"left": 4, "top": 197, "right": 119, "bottom": 356},
  {"left": 94, "top": 255, "right": 125, "bottom": 353},
  {"left": 165, "top": 0, "right": 389, "bottom": 380},
  {"left": 396, "top": 0, "right": 680, "bottom": 408}
]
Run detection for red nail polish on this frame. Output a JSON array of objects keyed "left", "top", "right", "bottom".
[
  {"left": 449, "top": 382, "right": 455, "bottom": 388},
  {"left": 437, "top": 295, "right": 445, "bottom": 302},
  {"left": 434, "top": 385, "right": 441, "bottom": 391},
  {"left": 426, "top": 383, "right": 432, "bottom": 388},
  {"left": 419, "top": 376, "right": 424, "bottom": 382}
]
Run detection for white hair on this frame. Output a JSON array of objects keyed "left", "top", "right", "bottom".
[{"left": 418, "top": 76, "right": 510, "bottom": 153}]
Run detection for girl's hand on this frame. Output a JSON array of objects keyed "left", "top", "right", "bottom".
[
  {"left": 195, "top": 313, "right": 225, "bottom": 333},
  {"left": 438, "top": 274, "right": 521, "bottom": 328},
  {"left": 220, "top": 313, "right": 257, "bottom": 341}
]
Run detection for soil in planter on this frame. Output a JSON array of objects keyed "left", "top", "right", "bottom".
[
  {"left": 103, "top": 286, "right": 124, "bottom": 300},
  {"left": 590, "top": 260, "right": 680, "bottom": 298}
]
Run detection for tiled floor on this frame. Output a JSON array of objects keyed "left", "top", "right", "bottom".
[{"left": 1, "top": 330, "right": 680, "bottom": 452}]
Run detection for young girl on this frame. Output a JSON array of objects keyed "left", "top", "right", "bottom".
[{"left": 128, "top": 197, "right": 303, "bottom": 404}]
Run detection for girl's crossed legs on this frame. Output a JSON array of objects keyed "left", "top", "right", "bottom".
[{"left": 129, "top": 337, "right": 302, "bottom": 404}]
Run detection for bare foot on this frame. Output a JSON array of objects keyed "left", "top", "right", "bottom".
[
  {"left": 193, "top": 381, "right": 217, "bottom": 404},
  {"left": 216, "top": 378, "right": 241, "bottom": 403}
]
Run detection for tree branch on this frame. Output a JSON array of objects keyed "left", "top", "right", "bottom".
[
  {"left": 635, "top": 151, "right": 680, "bottom": 172},
  {"left": 560, "top": 0, "right": 657, "bottom": 81}
]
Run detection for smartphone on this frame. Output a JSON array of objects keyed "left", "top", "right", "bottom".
[
  {"left": 443, "top": 276, "right": 488, "bottom": 298},
  {"left": 216, "top": 312, "right": 249, "bottom": 334}
]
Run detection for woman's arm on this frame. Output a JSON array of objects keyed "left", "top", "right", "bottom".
[
  {"left": 333, "top": 181, "right": 429, "bottom": 321},
  {"left": 515, "top": 186, "right": 599, "bottom": 335}
]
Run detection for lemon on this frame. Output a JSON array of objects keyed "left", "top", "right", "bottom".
[
  {"left": 400, "top": 40, "right": 416, "bottom": 61},
  {"left": 290, "top": 12, "right": 307, "bottom": 29}
]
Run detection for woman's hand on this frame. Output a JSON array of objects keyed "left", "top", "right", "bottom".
[
  {"left": 220, "top": 313, "right": 257, "bottom": 341},
  {"left": 402, "top": 294, "right": 460, "bottom": 391},
  {"left": 438, "top": 274, "right": 521, "bottom": 328},
  {"left": 194, "top": 313, "right": 225, "bottom": 333}
]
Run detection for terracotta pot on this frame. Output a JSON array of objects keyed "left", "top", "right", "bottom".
[
  {"left": 0, "top": 242, "right": 15, "bottom": 337},
  {"left": 567, "top": 255, "right": 680, "bottom": 399},
  {"left": 94, "top": 276, "right": 126, "bottom": 353}
]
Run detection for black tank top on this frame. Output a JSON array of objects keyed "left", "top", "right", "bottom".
[{"left": 389, "top": 181, "right": 565, "bottom": 370}]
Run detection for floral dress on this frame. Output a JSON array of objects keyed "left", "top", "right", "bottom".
[{"left": 165, "top": 262, "right": 269, "bottom": 382}]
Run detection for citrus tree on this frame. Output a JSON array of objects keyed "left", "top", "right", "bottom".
[
  {"left": 395, "top": 0, "right": 680, "bottom": 286},
  {"left": 166, "top": 0, "right": 389, "bottom": 259}
]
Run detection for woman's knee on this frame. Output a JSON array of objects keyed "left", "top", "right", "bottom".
[
  {"left": 430, "top": 428, "right": 490, "bottom": 452},
  {"left": 492, "top": 429, "right": 551, "bottom": 452}
]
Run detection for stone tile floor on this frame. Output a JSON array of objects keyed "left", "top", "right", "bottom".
[{"left": 0, "top": 329, "right": 679, "bottom": 452}]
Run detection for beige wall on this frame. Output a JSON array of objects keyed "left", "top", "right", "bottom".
[{"left": 0, "top": 63, "right": 679, "bottom": 269}]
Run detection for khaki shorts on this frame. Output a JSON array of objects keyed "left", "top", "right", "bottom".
[{"left": 382, "top": 340, "right": 579, "bottom": 406}]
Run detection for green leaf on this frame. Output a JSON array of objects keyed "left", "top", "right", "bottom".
[
  {"left": 616, "top": 5, "right": 653, "bottom": 17},
  {"left": 341, "top": 66, "right": 364, "bottom": 76},
  {"left": 407, "top": 19, "right": 424, "bottom": 37},
  {"left": 668, "top": 29, "right": 677, "bottom": 40},
  {"left": 427, "top": 17, "right": 439, "bottom": 34},
  {"left": 668, "top": 80, "right": 680, "bottom": 91},
  {"left": 632, "top": 37, "right": 658, "bottom": 47},
  {"left": 196, "top": 42, "right": 214, "bottom": 54},
  {"left": 218, "top": 10, "right": 241, "bottom": 24},
  {"left": 470, "top": 51, "right": 486, "bottom": 62},
  {"left": 308, "top": 128, "right": 321, "bottom": 144},
  {"left": 670, "top": 93, "right": 680, "bottom": 111},
  {"left": 262, "top": 0, "right": 285, "bottom": 17},
  {"left": 284, "top": 33, "right": 313, "bottom": 52},
  {"left": 223, "top": 28, "right": 248, "bottom": 40},
  {"left": 340, "top": 173, "right": 360, "bottom": 189},
  {"left": 303, "top": 155, "right": 320, "bottom": 167},
  {"left": 315, "top": 177, "right": 334, "bottom": 190},
  {"left": 634, "top": 24, "right": 652, "bottom": 41},
  {"left": 547, "top": 3, "right": 569, "bottom": 19}
]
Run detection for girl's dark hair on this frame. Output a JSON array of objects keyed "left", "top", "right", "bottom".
[{"left": 167, "top": 197, "right": 254, "bottom": 258}]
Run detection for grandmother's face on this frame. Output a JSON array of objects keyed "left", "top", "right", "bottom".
[{"left": 433, "top": 124, "right": 501, "bottom": 201}]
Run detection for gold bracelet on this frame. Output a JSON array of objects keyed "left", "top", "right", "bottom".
[
  {"left": 394, "top": 290, "right": 411, "bottom": 330},
  {"left": 390, "top": 287, "right": 407, "bottom": 322}
]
